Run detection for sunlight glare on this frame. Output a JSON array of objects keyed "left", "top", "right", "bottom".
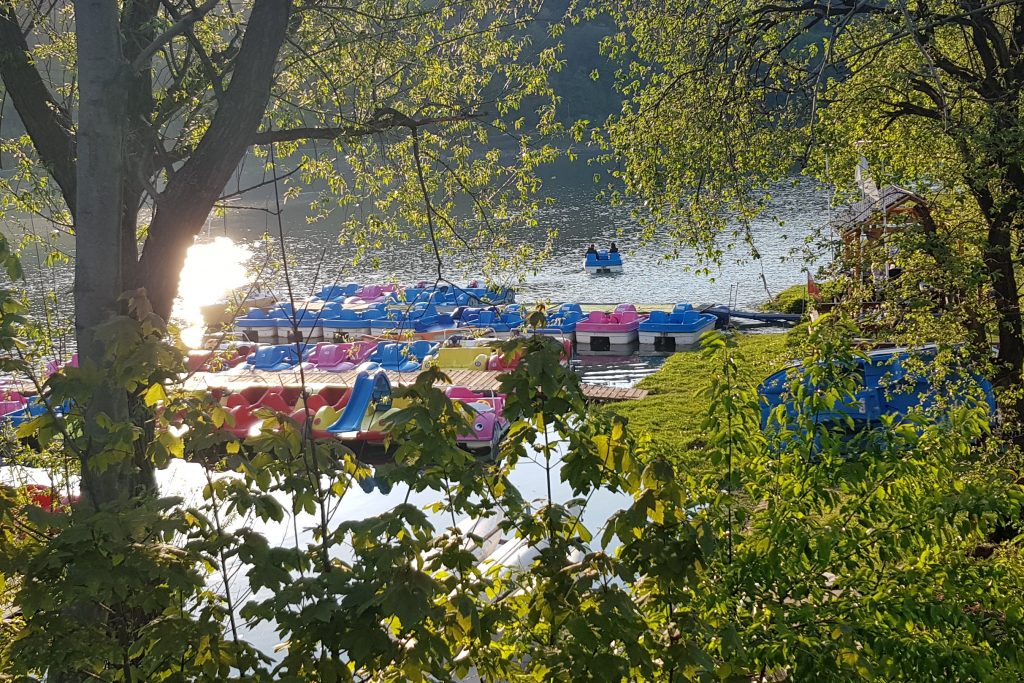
[{"left": 173, "top": 237, "right": 253, "bottom": 348}]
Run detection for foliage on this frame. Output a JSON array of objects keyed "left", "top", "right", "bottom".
[
  {"left": 3, "top": 3, "right": 1024, "bottom": 679},
  {"left": 588, "top": 0, "right": 1024, "bottom": 386},
  {"left": 2, "top": 290, "right": 1019, "bottom": 680},
  {"left": 609, "top": 332, "right": 789, "bottom": 459},
  {"left": 0, "top": 0, "right": 571, "bottom": 316},
  {"left": 761, "top": 284, "right": 809, "bottom": 315}
]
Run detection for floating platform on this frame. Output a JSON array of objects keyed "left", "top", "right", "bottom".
[
  {"left": 701, "top": 305, "right": 802, "bottom": 327},
  {"left": 183, "top": 368, "right": 647, "bottom": 403}
]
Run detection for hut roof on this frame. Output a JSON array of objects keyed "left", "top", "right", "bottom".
[{"left": 830, "top": 185, "right": 926, "bottom": 233}]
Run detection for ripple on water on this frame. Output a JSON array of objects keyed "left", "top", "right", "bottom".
[{"left": 572, "top": 354, "right": 667, "bottom": 388}]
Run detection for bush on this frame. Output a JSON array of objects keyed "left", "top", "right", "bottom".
[{"left": 761, "top": 284, "right": 808, "bottom": 315}]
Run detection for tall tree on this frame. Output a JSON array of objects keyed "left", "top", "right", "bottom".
[
  {"left": 596, "top": 0, "right": 1024, "bottom": 400},
  {"left": 0, "top": 0, "right": 558, "bottom": 505}
]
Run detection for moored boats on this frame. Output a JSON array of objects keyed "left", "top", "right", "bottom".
[
  {"left": 575, "top": 304, "right": 644, "bottom": 353},
  {"left": 359, "top": 340, "right": 439, "bottom": 373},
  {"left": 302, "top": 341, "right": 377, "bottom": 372},
  {"left": 233, "top": 306, "right": 290, "bottom": 344},
  {"left": 638, "top": 304, "right": 717, "bottom": 352},
  {"left": 532, "top": 303, "right": 584, "bottom": 341},
  {"left": 242, "top": 343, "right": 311, "bottom": 371},
  {"left": 456, "top": 308, "right": 525, "bottom": 338},
  {"left": 445, "top": 386, "right": 510, "bottom": 453},
  {"left": 405, "top": 281, "right": 515, "bottom": 308}
]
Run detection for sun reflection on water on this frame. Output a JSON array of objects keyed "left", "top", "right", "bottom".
[{"left": 173, "top": 237, "right": 253, "bottom": 348}]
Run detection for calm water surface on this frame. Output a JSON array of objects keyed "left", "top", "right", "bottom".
[
  {"left": 2, "top": 159, "right": 833, "bottom": 342},
  {"left": 208, "top": 169, "right": 832, "bottom": 308}
]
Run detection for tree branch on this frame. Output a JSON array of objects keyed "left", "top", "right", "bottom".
[
  {"left": 883, "top": 100, "right": 944, "bottom": 127},
  {"left": 138, "top": 0, "right": 292, "bottom": 319},
  {"left": 158, "top": 0, "right": 226, "bottom": 100},
  {"left": 129, "top": 0, "right": 220, "bottom": 71},
  {"left": 251, "top": 112, "right": 486, "bottom": 144},
  {"left": 0, "top": 3, "right": 77, "bottom": 214}
]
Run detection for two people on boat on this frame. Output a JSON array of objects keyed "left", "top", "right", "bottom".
[{"left": 586, "top": 242, "right": 619, "bottom": 256}]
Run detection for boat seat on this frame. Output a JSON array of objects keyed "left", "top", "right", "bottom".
[
  {"left": 648, "top": 310, "right": 670, "bottom": 323},
  {"left": 312, "top": 343, "right": 349, "bottom": 367},
  {"left": 446, "top": 386, "right": 483, "bottom": 401},
  {"left": 319, "top": 302, "right": 343, "bottom": 319},
  {"left": 617, "top": 311, "right": 638, "bottom": 323},
  {"left": 317, "top": 386, "right": 350, "bottom": 406},
  {"left": 377, "top": 343, "right": 403, "bottom": 369},
  {"left": 409, "top": 340, "right": 437, "bottom": 360},
  {"left": 258, "top": 393, "right": 292, "bottom": 414},
  {"left": 680, "top": 310, "right": 701, "bottom": 324}
]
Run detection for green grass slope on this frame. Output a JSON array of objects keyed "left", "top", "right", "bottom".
[{"left": 607, "top": 333, "right": 792, "bottom": 459}]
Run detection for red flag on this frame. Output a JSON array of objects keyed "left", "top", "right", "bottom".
[{"left": 807, "top": 272, "right": 822, "bottom": 300}]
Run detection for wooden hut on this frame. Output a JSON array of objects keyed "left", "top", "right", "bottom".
[{"left": 829, "top": 185, "right": 928, "bottom": 281}]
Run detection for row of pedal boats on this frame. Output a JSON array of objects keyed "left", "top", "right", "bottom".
[
  {"left": 234, "top": 300, "right": 719, "bottom": 353},
  {"left": 0, "top": 365, "right": 510, "bottom": 454},
  {"left": 299, "top": 281, "right": 515, "bottom": 309},
  {"left": 1, "top": 345, "right": 999, "bottom": 458},
  {"left": 190, "top": 336, "right": 572, "bottom": 375}
]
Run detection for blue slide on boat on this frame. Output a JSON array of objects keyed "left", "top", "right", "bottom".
[{"left": 327, "top": 371, "right": 392, "bottom": 434}]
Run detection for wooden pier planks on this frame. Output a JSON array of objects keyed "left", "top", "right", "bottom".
[
  {"left": 579, "top": 384, "right": 648, "bottom": 401},
  {"left": 182, "top": 368, "right": 647, "bottom": 402}
]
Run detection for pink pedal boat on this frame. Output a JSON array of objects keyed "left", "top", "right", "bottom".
[
  {"left": 574, "top": 304, "right": 646, "bottom": 352},
  {"left": 342, "top": 283, "right": 398, "bottom": 308},
  {"left": 302, "top": 341, "right": 377, "bottom": 372},
  {"left": 0, "top": 391, "right": 29, "bottom": 418},
  {"left": 446, "top": 387, "right": 509, "bottom": 454}
]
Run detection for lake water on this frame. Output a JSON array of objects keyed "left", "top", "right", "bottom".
[
  {"left": 2, "top": 436, "right": 635, "bottom": 658},
  {"left": 202, "top": 167, "right": 832, "bottom": 308},
  {"left": 3, "top": 157, "right": 833, "bottom": 357}
]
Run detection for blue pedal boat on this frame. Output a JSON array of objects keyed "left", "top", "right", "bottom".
[
  {"left": 311, "top": 283, "right": 362, "bottom": 303},
  {"left": 638, "top": 304, "right": 717, "bottom": 351},
  {"left": 585, "top": 250, "right": 623, "bottom": 274},
  {"left": 233, "top": 306, "right": 289, "bottom": 344},
  {"left": 533, "top": 303, "right": 584, "bottom": 339},
  {"left": 458, "top": 308, "right": 525, "bottom": 338},
  {"left": 320, "top": 305, "right": 388, "bottom": 340},
  {"left": 294, "top": 302, "right": 344, "bottom": 342},
  {"left": 358, "top": 340, "right": 439, "bottom": 373},
  {"left": 758, "top": 346, "right": 996, "bottom": 431},
  {"left": 244, "top": 343, "right": 312, "bottom": 371}
]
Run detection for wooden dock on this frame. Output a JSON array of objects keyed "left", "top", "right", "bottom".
[{"left": 182, "top": 368, "right": 647, "bottom": 403}]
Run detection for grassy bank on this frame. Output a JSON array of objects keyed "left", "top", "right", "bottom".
[{"left": 608, "top": 332, "right": 792, "bottom": 456}]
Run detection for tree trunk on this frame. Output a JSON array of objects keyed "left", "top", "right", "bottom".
[
  {"left": 984, "top": 222, "right": 1024, "bottom": 376},
  {"left": 970, "top": 170, "right": 1024, "bottom": 435},
  {"left": 137, "top": 0, "right": 292, "bottom": 320},
  {"left": 74, "top": 0, "right": 155, "bottom": 507},
  {"left": 909, "top": 204, "right": 989, "bottom": 358}
]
